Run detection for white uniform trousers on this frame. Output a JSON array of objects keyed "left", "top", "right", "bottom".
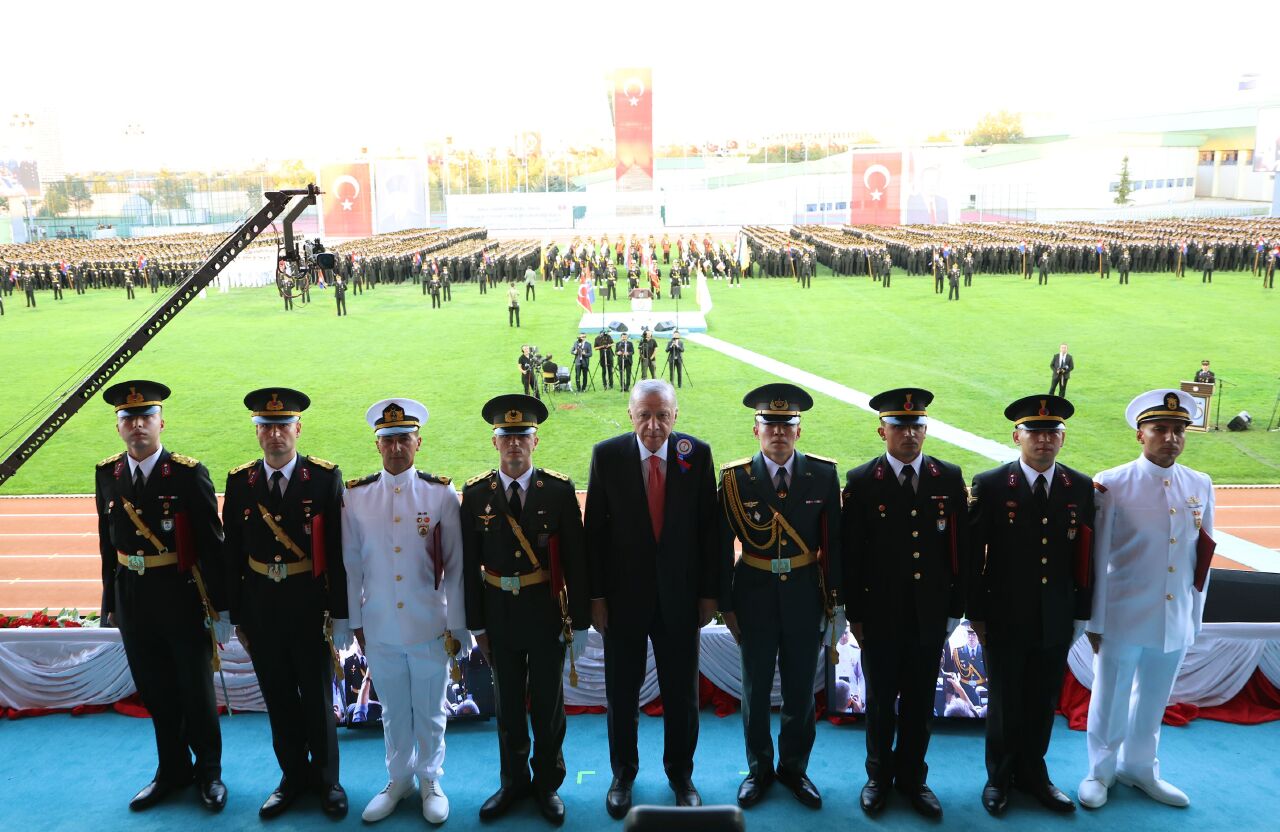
[
  {"left": 1086, "top": 638, "right": 1186, "bottom": 784},
  {"left": 364, "top": 639, "right": 450, "bottom": 784}
]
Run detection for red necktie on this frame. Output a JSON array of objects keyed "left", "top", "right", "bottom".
[{"left": 647, "top": 454, "right": 665, "bottom": 541}]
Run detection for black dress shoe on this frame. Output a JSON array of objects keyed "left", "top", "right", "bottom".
[
  {"left": 480, "top": 784, "right": 531, "bottom": 820},
  {"left": 259, "top": 781, "right": 299, "bottom": 819},
  {"left": 776, "top": 766, "right": 821, "bottom": 809},
  {"left": 605, "top": 777, "right": 633, "bottom": 820},
  {"left": 736, "top": 773, "right": 772, "bottom": 808},
  {"left": 982, "top": 783, "right": 1008, "bottom": 816},
  {"left": 199, "top": 779, "right": 227, "bottom": 812},
  {"left": 129, "top": 779, "right": 186, "bottom": 811},
  {"left": 896, "top": 782, "right": 943, "bottom": 818},
  {"left": 534, "top": 790, "right": 566, "bottom": 825},
  {"left": 671, "top": 779, "right": 702, "bottom": 807},
  {"left": 1017, "top": 780, "right": 1076, "bottom": 813},
  {"left": 860, "top": 780, "right": 889, "bottom": 815},
  {"left": 320, "top": 784, "right": 348, "bottom": 818}
]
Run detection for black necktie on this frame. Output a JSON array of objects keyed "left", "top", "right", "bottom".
[
  {"left": 508, "top": 483, "right": 522, "bottom": 521},
  {"left": 270, "top": 470, "right": 285, "bottom": 503},
  {"left": 901, "top": 465, "right": 916, "bottom": 493},
  {"left": 133, "top": 466, "right": 145, "bottom": 493},
  {"left": 1034, "top": 474, "right": 1048, "bottom": 508},
  {"left": 775, "top": 468, "right": 788, "bottom": 498}
]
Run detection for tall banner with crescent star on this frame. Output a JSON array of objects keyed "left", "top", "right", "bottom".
[
  {"left": 373, "top": 159, "right": 428, "bottom": 233},
  {"left": 612, "top": 68, "right": 653, "bottom": 192},
  {"left": 321, "top": 162, "right": 373, "bottom": 237},
  {"left": 850, "top": 151, "right": 902, "bottom": 226}
]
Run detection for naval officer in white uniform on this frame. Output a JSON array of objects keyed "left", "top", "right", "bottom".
[
  {"left": 1078, "top": 389, "right": 1215, "bottom": 810},
  {"left": 342, "top": 398, "right": 468, "bottom": 824}
]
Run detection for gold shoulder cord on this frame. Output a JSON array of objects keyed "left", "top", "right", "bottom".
[{"left": 722, "top": 469, "right": 780, "bottom": 551}]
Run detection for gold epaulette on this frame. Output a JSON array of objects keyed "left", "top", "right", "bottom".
[
  {"left": 169, "top": 453, "right": 199, "bottom": 468},
  {"left": 465, "top": 469, "right": 496, "bottom": 488},
  {"left": 97, "top": 452, "right": 123, "bottom": 468},
  {"left": 229, "top": 460, "right": 257, "bottom": 475},
  {"left": 306, "top": 456, "right": 336, "bottom": 470},
  {"left": 720, "top": 457, "right": 752, "bottom": 471},
  {"left": 418, "top": 471, "right": 451, "bottom": 486},
  {"left": 804, "top": 453, "right": 838, "bottom": 466},
  {"left": 346, "top": 473, "right": 379, "bottom": 489},
  {"left": 541, "top": 468, "right": 571, "bottom": 481}
]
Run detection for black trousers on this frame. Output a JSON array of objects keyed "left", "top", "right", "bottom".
[
  {"left": 617, "top": 357, "right": 633, "bottom": 390},
  {"left": 599, "top": 355, "right": 614, "bottom": 388},
  {"left": 736, "top": 573, "right": 823, "bottom": 778},
  {"left": 115, "top": 568, "right": 221, "bottom": 785},
  {"left": 860, "top": 602, "right": 947, "bottom": 787},
  {"left": 984, "top": 627, "right": 1070, "bottom": 789},
  {"left": 574, "top": 361, "right": 589, "bottom": 390},
  {"left": 526, "top": 284, "right": 535, "bottom": 300},
  {"left": 934, "top": 273, "right": 943, "bottom": 293},
  {"left": 604, "top": 613, "right": 700, "bottom": 783},
  {"left": 667, "top": 360, "right": 683, "bottom": 388},
  {"left": 509, "top": 306, "right": 520, "bottom": 327},
  {"left": 1119, "top": 269, "right": 1129, "bottom": 284},
  {"left": 1203, "top": 269, "right": 1213, "bottom": 283},
  {"left": 1049, "top": 374, "right": 1068, "bottom": 397},
  {"left": 241, "top": 577, "right": 339, "bottom": 788},
  {"left": 335, "top": 296, "right": 346, "bottom": 316},
  {"left": 948, "top": 282, "right": 959, "bottom": 300},
  {"left": 1038, "top": 271, "right": 1048, "bottom": 285},
  {"left": 490, "top": 620, "right": 568, "bottom": 792}
]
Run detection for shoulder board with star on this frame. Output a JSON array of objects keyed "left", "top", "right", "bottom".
[
  {"left": 804, "top": 453, "right": 838, "bottom": 466},
  {"left": 540, "top": 468, "right": 571, "bottom": 482},
  {"left": 346, "top": 472, "right": 380, "bottom": 489},
  {"left": 228, "top": 460, "right": 257, "bottom": 476},
  {"left": 465, "top": 469, "right": 496, "bottom": 488},
  {"left": 417, "top": 471, "right": 451, "bottom": 486},
  {"left": 306, "top": 455, "right": 337, "bottom": 470},
  {"left": 97, "top": 452, "right": 124, "bottom": 468},
  {"left": 168, "top": 453, "right": 199, "bottom": 468},
  {"left": 720, "top": 457, "right": 752, "bottom": 471}
]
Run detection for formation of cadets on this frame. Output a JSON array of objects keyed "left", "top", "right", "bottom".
[{"left": 95, "top": 371, "right": 1216, "bottom": 824}]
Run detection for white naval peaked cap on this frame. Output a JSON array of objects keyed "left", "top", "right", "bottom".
[
  {"left": 366, "top": 398, "right": 429, "bottom": 436},
  {"left": 1124, "top": 389, "right": 1196, "bottom": 430}
]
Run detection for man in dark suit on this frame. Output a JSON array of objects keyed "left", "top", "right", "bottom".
[
  {"left": 1049, "top": 345, "right": 1073, "bottom": 397},
  {"left": 96, "top": 380, "right": 229, "bottom": 813},
  {"left": 841, "top": 388, "right": 968, "bottom": 818},
  {"left": 584, "top": 379, "right": 719, "bottom": 818},
  {"left": 719, "top": 384, "right": 842, "bottom": 810},
  {"left": 462, "top": 394, "right": 590, "bottom": 825},
  {"left": 615, "top": 333, "right": 635, "bottom": 392},
  {"left": 967, "top": 395, "right": 1094, "bottom": 816},
  {"left": 571, "top": 334, "right": 592, "bottom": 391},
  {"left": 223, "top": 387, "right": 349, "bottom": 819}
]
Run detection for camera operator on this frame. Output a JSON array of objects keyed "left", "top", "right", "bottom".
[
  {"left": 518, "top": 345, "right": 543, "bottom": 400},
  {"left": 571, "top": 334, "right": 592, "bottom": 391}
]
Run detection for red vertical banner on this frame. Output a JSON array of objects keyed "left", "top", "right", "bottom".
[
  {"left": 850, "top": 152, "right": 903, "bottom": 226},
  {"left": 321, "top": 163, "right": 373, "bottom": 237},
  {"left": 613, "top": 68, "right": 653, "bottom": 191}
]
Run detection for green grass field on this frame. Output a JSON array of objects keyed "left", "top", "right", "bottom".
[{"left": 2, "top": 263, "right": 1278, "bottom": 495}]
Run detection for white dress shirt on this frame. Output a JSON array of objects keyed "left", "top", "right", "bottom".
[
  {"left": 1019, "top": 460, "right": 1057, "bottom": 495},
  {"left": 263, "top": 454, "right": 298, "bottom": 494},
  {"left": 883, "top": 453, "right": 922, "bottom": 484},
  {"left": 342, "top": 467, "right": 467, "bottom": 647},
  {"left": 1087, "top": 454, "right": 1215, "bottom": 652},
  {"left": 762, "top": 453, "right": 795, "bottom": 488},
  {"left": 638, "top": 436, "right": 668, "bottom": 489},
  {"left": 126, "top": 445, "right": 164, "bottom": 484}
]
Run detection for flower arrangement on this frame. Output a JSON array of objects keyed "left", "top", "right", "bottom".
[{"left": 0, "top": 609, "right": 99, "bottom": 629}]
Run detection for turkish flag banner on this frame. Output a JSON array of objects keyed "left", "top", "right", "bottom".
[
  {"left": 850, "top": 151, "right": 902, "bottom": 226},
  {"left": 613, "top": 68, "right": 653, "bottom": 192},
  {"left": 321, "top": 163, "right": 373, "bottom": 238}
]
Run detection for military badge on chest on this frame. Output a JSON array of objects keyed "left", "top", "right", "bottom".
[
  {"left": 932, "top": 496, "right": 949, "bottom": 531},
  {"left": 1187, "top": 496, "right": 1203, "bottom": 529},
  {"left": 302, "top": 500, "right": 313, "bottom": 534},
  {"left": 160, "top": 497, "right": 176, "bottom": 532},
  {"left": 1067, "top": 504, "right": 1079, "bottom": 540},
  {"left": 417, "top": 513, "right": 431, "bottom": 537}
]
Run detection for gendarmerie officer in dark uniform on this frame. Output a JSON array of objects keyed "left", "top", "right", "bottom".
[
  {"left": 719, "top": 384, "right": 843, "bottom": 810},
  {"left": 841, "top": 388, "right": 968, "bottom": 819},
  {"left": 1194, "top": 360, "right": 1215, "bottom": 384},
  {"left": 615, "top": 332, "right": 635, "bottom": 392},
  {"left": 97, "top": 380, "right": 229, "bottom": 813},
  {"left": 967, "top": 394, "right": 1094, "bottom": 816},
  {"left": 222, "top": 388, "right": 350, "bottom": 819},
  {"left": 462, "top": 395, "right": 590, "bottom": 825}
]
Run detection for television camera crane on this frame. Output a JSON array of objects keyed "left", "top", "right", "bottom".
[{"left": 0, "top": 185, "right": 321, "bottom": 488}]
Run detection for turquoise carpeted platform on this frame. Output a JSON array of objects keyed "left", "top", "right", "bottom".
[{"left": 2, "top": 710, "right": 1276, "bottom": 831}]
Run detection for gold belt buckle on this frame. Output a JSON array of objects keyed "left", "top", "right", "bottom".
[
  {"left": 500, "top": 576, "right": 521, "bottom": 595},
  {"left": 771, "top": 557, "right": 792, "bottom": 574},
  {"left": 268, "top": 563, "right": 287, "bottom": 583},
  {"left": 127, "top": 555, "right": 147, "bottom": 575}
]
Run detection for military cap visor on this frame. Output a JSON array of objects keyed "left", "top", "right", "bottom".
[
  {"left": 744, "top": 383, "right": 812, "bottom": 425},
  {"left": 870, "top": 387, "right": 933, "bottom": 425},
  {"left": 244, "top": 387, "right": 310, "bottom": 424},
  {"left": 482, "top": 393, "right": 549, "bottom": 435},
  {"left": 104, "top": 379, "right": 170, "bottom": 416},
  {"left": 366, "top": 398, "right": 428, "bottom": 436},
  {"left": 1126, "top": 389, "right": 1195, "bottom": 429},
  {"left": 1005, "top": 394, "right": 1073, "bottom": 431}
]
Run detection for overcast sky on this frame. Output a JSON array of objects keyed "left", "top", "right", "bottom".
[{"left": 4, "top": 0, "right": 1273, "bottom": 170}]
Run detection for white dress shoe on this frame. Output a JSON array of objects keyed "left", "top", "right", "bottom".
[
  {"left": 1116, "top": 772, "right": 1189, "bottom": 807},
  {"left": 421, "top": 779, "right": 450, "bottom": 824},
  {"left": 1077, "top": 777, "right": 1109, "bottom": 809},
  {"left": 362, "top": 780, "right": 414, "bottom": 822}
]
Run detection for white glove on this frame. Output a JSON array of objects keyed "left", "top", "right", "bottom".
[
  {"left": 211, "top": 613, "right": 232, "bottom": 645},
  {"left": 330, "top": 618, "right": 353, "bottom": 651},
  {"left": 830, "top": 606, "right": 849, "bottom": 637},
  {"left": 569, "top": 629, "right": 590, "bottom": 663},
  {"left": 946, "top": 617, "right": 962, "bottom": 637},
  {"left": 1072, "top": 619, "right": 1088, "bottom": 645}
]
